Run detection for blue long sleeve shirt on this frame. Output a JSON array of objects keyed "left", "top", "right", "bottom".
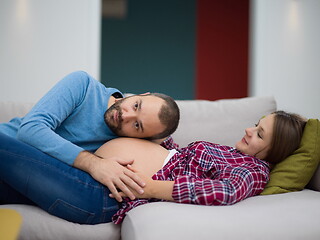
[{"left": 0, "top": 71, "right": 122, "bottom": 165}]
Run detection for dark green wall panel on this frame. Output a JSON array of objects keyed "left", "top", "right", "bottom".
[{"left": 101, "top": 0, "right": 196, "bottom": 100}]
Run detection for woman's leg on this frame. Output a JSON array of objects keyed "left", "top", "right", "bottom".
[{"left": 0, "top": 132, "right": 118, "bottom": 224}]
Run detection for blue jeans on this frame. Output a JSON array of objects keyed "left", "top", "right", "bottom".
[{"left": 0, "top": 132, "right": 119, "bottom": 224}]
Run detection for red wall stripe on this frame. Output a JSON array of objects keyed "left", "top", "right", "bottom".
[{"left": 196, "top": 0, "right": 249, "bottom": 100}]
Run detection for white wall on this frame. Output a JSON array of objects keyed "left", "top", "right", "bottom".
[
  {"left": 250, "top": 0, "right": 320, "bottom": 119},
  {"left": 1, "top": 0, "right": 319, "bottom": 119},
  {"left": 0, "top": 0, "right": 101, "bottom": 103}
]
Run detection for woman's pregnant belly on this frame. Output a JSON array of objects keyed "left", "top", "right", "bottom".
[{"left": 95, "top": 138, "right": 169, "bottom": 178}]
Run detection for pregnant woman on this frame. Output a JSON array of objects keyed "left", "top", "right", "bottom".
[{"left": 0, "top": 111, "right": 306, "bottom": 224}]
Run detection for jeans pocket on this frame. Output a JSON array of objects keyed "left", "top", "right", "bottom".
[{"left": 48, "top": 199, "right": 95, "bottom": 224}]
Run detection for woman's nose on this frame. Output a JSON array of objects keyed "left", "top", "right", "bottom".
[{"left": 245, "top": 127, "right": 253, "bottom": 136}]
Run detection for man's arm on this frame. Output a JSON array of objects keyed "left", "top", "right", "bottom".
[
  {"left": 17, "top": 71, "right": 145, "bottom": 199},
  {"left": 74, "top": 151, "right": 145, "bottom": 202},
  {"left": 17, "top": 71, "right": 90, "bottom": 165}
]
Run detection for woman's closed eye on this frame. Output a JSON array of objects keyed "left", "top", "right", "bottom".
[{"left": 255, "top": 124, "right": 263, "bottom": 139}]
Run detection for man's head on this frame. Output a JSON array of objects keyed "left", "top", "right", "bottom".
[{"left": 104, "top": 93, "right": 180, "bottom": 139}]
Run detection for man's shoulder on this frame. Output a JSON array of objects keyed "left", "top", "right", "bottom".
[{"left": 59, "top": 71, "right": 100, "bottom": 87}]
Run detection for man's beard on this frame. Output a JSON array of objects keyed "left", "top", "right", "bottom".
[{"left": 104, "top": 99, "right": 124, "bottom": 135}]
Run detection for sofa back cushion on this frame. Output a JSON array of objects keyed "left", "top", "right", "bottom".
[
  {"left": 173, "top": 96, "right": 277, "bottom": 148},
  {"left": 0, "top": 102, "right": 34, "bottom": 123},
  {"left": 0, "top": 97, "right": 276, "bottom": 147}
]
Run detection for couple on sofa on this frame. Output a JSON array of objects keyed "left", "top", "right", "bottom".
[{"left": 0, "top": 71, "right": 306, "bottom": 225}]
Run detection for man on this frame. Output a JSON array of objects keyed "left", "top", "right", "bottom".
[{"left": 0, "top": 71, "right": 180, "bottom": 202}]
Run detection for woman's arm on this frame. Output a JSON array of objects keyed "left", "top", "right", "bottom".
[
  {"left": 124, "top": 165, "right": 174, "bottom": 201},
  {"left": 150, "top": 181, "right": 174, "bottom": 201},
  {"left": 123, "top": 162, "right": 268, "bottom": 204},
  {"left": 171, "top": 166, "right": 268, "bottom": 206},
  {"left": 118, "top": 166, "right": 263, "bottom": 204}
]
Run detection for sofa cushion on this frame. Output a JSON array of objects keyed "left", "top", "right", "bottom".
[
  {"left": 0, "top": 205, "right": 120, "bottom": 240},
  {"left": 121, "top": 190, "right": 320, "bottom": 240},
  {"left": 261, "top": 119, "right": 320, "bottom": 195}
]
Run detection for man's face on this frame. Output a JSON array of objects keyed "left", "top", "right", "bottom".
[{"left": 104, "top": 95, "right": 166, "bottom": 138}]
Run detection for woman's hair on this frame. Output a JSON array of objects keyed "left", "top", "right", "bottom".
[{"left": 264, "top": 110, "right": 307, "bottom": 164}]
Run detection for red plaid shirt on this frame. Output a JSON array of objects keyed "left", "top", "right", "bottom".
[{"left": 112, "top": 137, "right": 270, "bottom": 224}]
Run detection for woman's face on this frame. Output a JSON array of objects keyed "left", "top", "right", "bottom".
[{"left": 235, "top": 114, "right": 275, "bottom": 159}]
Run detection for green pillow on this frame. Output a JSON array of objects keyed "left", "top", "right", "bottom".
[{"left": 261, "top": 119, "right": 320, "bottom": 195}]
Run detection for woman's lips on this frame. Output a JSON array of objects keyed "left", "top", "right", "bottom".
[{"left": 242, "top": 137, "right": 248, "bottom": 145}]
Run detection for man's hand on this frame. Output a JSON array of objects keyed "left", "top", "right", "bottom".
[
  {"left": 73, "top": 151, "right": 145, "bottom": 202},
  {"left": 110, "top": 165, "right": 174, "bottom": 201}
]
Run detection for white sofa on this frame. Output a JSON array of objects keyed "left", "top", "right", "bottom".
[{"left": 1, "top": 96, "right": 320, "bottom": 240}]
